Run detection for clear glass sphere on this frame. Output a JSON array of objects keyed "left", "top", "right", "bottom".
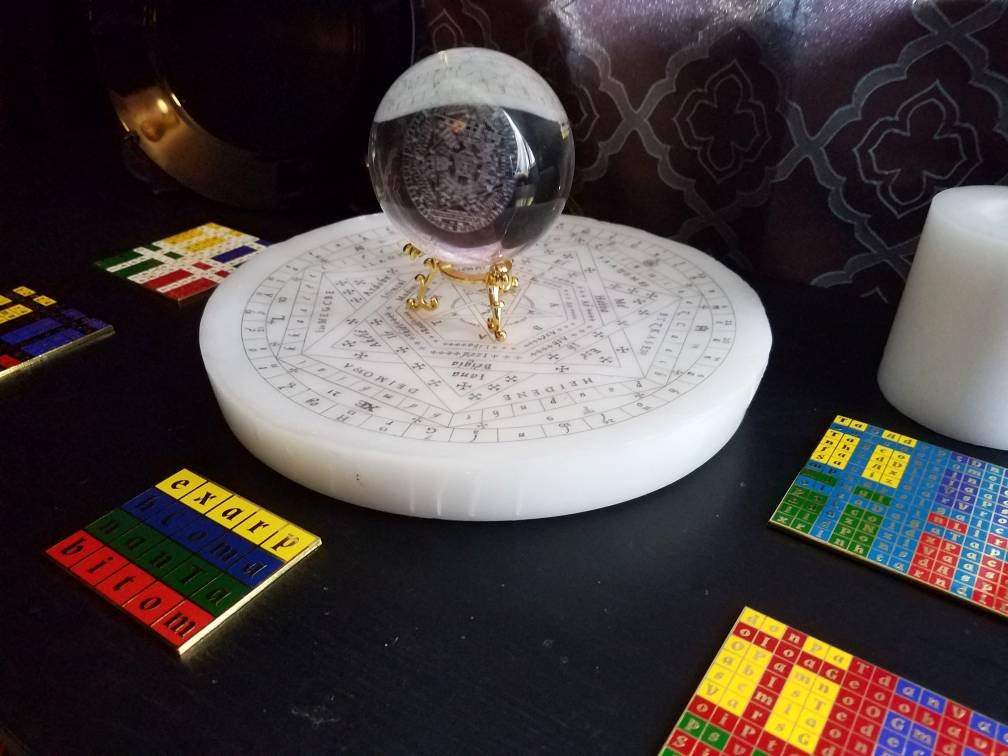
[{"left": 368, "top": 47, "right": 574, "bottom": 269}]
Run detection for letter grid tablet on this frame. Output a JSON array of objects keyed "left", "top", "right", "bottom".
[
  {"left": 660, "top": 607, "right": 1008, "bottom": 756},
  {"left": 0, "top": 284, "right": 113, "bottom": 379},
  {"left": 94, "top": 223, "right": 268, "bottom": 304},
  {"left": 770, "top": 415, "right": 1008, "bottom": 620},
  {"left": 45, "top": 469, "right": 321, "bottom": 655}
]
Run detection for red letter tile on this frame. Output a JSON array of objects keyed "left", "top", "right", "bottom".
[
  {"left": 150, "top": 600, "right": 214, "bottom": 648},
  {"left": 123, "top": 581, "right": 184, "bottom": 625},
  {"left": 69, "top": 546, "right": 129, "bottom": 586},
  {"left": 96, "top": 562, "right": 156, "bottom": 606},
  {"left": 46, "top": 530, "right": 103, "bottom": 568}
]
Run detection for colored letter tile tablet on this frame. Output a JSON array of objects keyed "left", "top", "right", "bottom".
[
  {"left": 770, "top": 415, "right": 1008, "bottom": 620},
  {"left": 45, "top": 469, "right": 321, "bottom": 655},
  {"left": 94, "top": 223, "right": 268, "bottom": 304},
  {"left": 660, "top": 607, "right": 1008, "bottom": 756},
  {"left": 0, "top": 284, "right": 113, "bottom": 380}
]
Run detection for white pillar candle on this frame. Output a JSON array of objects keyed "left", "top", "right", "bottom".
[{"left": 878, "top": 186, "right": 1008, "bottom": 449}]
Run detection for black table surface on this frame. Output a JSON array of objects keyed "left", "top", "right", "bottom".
[{"left": 1, "top": 143, "right": 1006, "bottom": 754}]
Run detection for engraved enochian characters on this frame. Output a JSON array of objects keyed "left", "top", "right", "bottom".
[
  {"left": 402, "top": 105, "right": 519, "bottom": 235},
  {"left": 369, "top": 48, "right": 574, "bottom": 268},
  {"left": 239, "top": 216, "right": 738, "bottom": 443}
]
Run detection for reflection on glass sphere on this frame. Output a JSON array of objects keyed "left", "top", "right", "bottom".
[{"left": 368, "top": 47, "right": 574, "bottom": 268}]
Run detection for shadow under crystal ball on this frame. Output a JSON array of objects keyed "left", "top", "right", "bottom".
[{"left": 368, "top": 47, "right": 574, "bottom": 268}]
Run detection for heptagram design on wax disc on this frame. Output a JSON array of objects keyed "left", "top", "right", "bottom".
[
  {"left": 402, "top": 105, "right": 518, "bottom": 235},
  {"left": 238, "top": 215, "right": 737, "bottom": 444},
  {"left": 202, "top": 213, "right": 769, "bottom": 519}
]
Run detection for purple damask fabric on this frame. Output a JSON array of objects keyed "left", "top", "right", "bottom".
[{"left": 414, "top": 0, "right": 1008, "bottom": 303}]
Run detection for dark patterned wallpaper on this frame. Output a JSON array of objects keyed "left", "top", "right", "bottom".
[{"left": 416, "top": 0, "right": 1008, "bottom": 304}]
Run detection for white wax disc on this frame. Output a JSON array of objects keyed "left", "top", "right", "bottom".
[{"left": 200, "top": 214, "right": 771, "bottom": 520}]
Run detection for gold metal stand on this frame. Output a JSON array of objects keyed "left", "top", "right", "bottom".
[{"left": 403, "top": 243, "right": 518, "bottom": 341}]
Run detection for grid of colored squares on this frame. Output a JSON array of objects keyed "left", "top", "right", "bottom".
[
  {"left": 0, "top": 284, "right": 113, "bottom": 378},
  {"left": 94, "top": 222, "right": 268, "bottom": 303},
  {"left": 661, "top": 607, "right": 1008, "bottom": 756},
  {"left": 770, "top": 415, "right": 1008, "bottom": 620},
  {"left": 45, "top": 469, "right": 320, "bottom": 654}
]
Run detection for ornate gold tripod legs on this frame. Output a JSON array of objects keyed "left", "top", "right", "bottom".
[{"left": 403, "top": 243, "right": 518, "bottom": 341}]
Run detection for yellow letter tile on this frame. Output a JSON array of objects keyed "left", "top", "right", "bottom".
[
  {"left": 802, "top": 635, "right": 830, "bottom": 659},
  {"left": 206, "top": 495, "right": 258, "bottom": 529},
  {"left": 761, "top": 616, "right": 787, "bottom": 639},
  {"left": 743, "top": 645, "right": 772, "bottom": 666},
  {"left": 736, "top": 659, "right": 765, "bottom": 681},
  {"left": 181, "top": 481, "right": 234, "bottom": 514},
  {"left": 789, "top": 725, "right": 820, "bottom": 754},
  {"left": 810, "top": 676, "right": 840, "bottom": 701},
  {"left": 825, "top": 647, "right": 852, "bottom": 670},
  {"left": 232, "top": 508, "right": 288, "bottom": 546},
  {"left": 721, "top": 688, "right": 750, "bottom": 716},
  {"left": 13, "top": 285, "right": 34, "bottom": 296},
  {"left": 826, "top": 433, "right": 860, "bottom": 470},
  {"left": 881, "top": 450, "right": 910, "bottom": 488},
  {"left": 726, "top": 676, "right": 756, "bottom": 700},
  {"left": 723, "top": 636, "right": 749, "bottom": 655},
  {"left": 715, "top": 648, "right": 743, "bottom": 671},
  {"left": 862, "top": 444, "right": 892, "bottom": 483},
  {"left": 156, "top": 468, "right": 206, "bottom": 499},
  {"left": 790, "top": 667, "right": 816, "bottom": 689},
  {"left": 703, "top": 663, "right": 733, "bottom": 687},
  {"left": 740, "top": 607, "right": 766, "bottom": 628},
  {"left": 0, "top": 304, "right": 31, "bottom": 322},
  {"left": 261, "top": 522, "right": 319, "bottom": 561},
  {"left": 696, "top": 678, "right": 725, "bottom": 706},
  {"left": 766, "top": 714, "right": 795, "bottom": 740},
  {"left": 803, "top": 691, "right": 836, "bottom": 720},
  {"left": 811, "top": 429, "right": 841, "bottom": 464}
]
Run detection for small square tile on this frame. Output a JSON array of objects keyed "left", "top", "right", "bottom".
[
  {"left": 149, "top": 600, "right": 215, "bottom": 650},
  {"left": 46, "top": 530, "right": 104, "bottom": 568},
  {"left": 199, "top": 530, "right": 256, "bottom": 571},
  {"left": 228, "top": 548, "right": 284, "bottom": 588},
  {"left": 110, "top": 522, "right": 166, "bottom": 561},
  {"left": 155, "top": 469, "right": 206, "bottom": 499},
  {"left": 189, "top": 574, "right": 250, "bottom": 616},
  {"left": 95, "top": 562, "right": 156, "bottom": 605},
  {"left": 123, "top": 582, "right": 185, "bottom": 625},
  {"left": 180, "top": 480, "right": 234, "bottom": 515},
  {"left": 162, "top": 555, "right": 223, "bottom": 597},
  {"left": 205, "top": 494, "right": 258, "bottom": 530},
  {"left": 135, "top": 538, "right": 195, "bottom": 579},
  {"left": 85, "top": 509, "right": 142, "bottom": 544},
  {"left": 120, "top": 488, "right": 176, "bottom": 522},
  {"left": 69, "top": 546, "right": 130, "bottom": 586},
  {"left": 172, "top": 515, "right": 229, "bottom": 554},
  {"left": 232, "top": 508, "right": 287, "bottom": 546},
  {"left": 261, "top": 522, "right": 320, "bottom": 562}
]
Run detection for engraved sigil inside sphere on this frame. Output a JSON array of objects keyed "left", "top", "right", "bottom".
[{"left": 367, "top": 47, "right": 575, "bottom": 268}]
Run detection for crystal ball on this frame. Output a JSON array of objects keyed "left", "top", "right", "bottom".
[{"left": 368, "top": 47, "right": 574, "bottom": 269}]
